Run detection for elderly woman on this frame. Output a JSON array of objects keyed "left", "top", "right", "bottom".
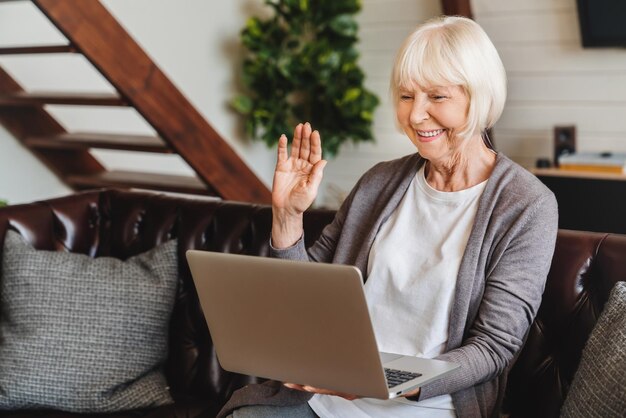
[{"left": 222, "top": 15, "right": 558, "bottom": 418}]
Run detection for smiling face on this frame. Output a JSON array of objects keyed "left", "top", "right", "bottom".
[
  {"left": 396, "top": 82, "right": 471, "bottom": 163},
  {"left": 390, "top": 17, "right": 508, "bottom": 164}
]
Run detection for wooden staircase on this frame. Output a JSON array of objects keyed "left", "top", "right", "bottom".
[{"left": 0, "top": 0, "right": 271, "bottom": 203}]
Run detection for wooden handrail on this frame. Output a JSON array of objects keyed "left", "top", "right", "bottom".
[{"left": 33, "top": 0, "right": 271, "bottom": 204}]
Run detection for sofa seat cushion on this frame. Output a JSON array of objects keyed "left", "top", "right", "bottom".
[
  {"left": 560, "top": 281, "right": 626, "bottom": 417},
  {"left": 0, "top": 231, "right": 179, "bottom": 413}
]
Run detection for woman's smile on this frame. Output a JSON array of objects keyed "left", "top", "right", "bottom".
[{"left": 416, "top": 129, "right": 446, "bottom": 142}]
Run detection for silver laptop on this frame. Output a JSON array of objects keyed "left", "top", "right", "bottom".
[{"left": 186, "top": 250, "right": 459, "bottom": 400}]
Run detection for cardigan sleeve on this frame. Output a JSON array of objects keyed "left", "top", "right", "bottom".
[{"left": 419, "top": 191, "right": 559, "bottom": 400}]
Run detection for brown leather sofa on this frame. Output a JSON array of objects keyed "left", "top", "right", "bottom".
[{"left": 0, "top": 188, "right": 623, "bottom": 418}]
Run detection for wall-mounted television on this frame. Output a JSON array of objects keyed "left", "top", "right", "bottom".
[{"left": 576, "top": 0, "right": 626, "bottom": 47}]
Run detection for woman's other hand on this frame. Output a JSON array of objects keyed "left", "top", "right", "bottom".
[
  {"left": 283, "top": 381, "right": 419, "bottom": 401},
  {"left": 271, "top": 122, "right": 327, "bottom": 248},
  {"left": 402, "top": 386, "right": 421, "bottom": 399},
  {"left": 283, "top": 383, "right": 359, "bottom": 401}
]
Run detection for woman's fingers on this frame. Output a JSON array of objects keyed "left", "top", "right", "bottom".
[
  {"left": 277, "top": 134, "right": 288, "bottom": 165},
  {"left": 290, "top": 123, "right": 303, "bottom": 160},
  {"left": 299, "top": 123, "right": 312, "bottom": 161},
  {"left": 310, "top": 130, "right": 322, "bottom": 164},
  {"left": 308, "top": 160, "right": 327, "bottom": 192},
  {"left": 285, "top": 122, "right": 322, "bottom": 164}
]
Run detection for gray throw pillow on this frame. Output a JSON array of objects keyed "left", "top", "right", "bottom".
[
  {"left": 560, "top": 281, "right": 626, "bottom": 417},
  {"left": 0, "top": 230, "right": 178, "bottom": 412}
]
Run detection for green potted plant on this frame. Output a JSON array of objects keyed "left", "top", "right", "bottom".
[{"left": 231, "top": 0, "right": 379, "bottom": 157}]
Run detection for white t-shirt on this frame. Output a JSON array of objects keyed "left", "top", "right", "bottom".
[{"left": 309, "top": 166, "right": 487, "bottom": 417}]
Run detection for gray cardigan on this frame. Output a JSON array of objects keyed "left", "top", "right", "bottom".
[
  {"left": 218, "top": 154, "right": 558, "bottom": 417},
  {"left": 219, "top": 153, "right": 558, "bottom": 418}
]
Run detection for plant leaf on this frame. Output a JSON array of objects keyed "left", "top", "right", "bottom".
[
  {"left": 231, "top": 95, "right": 253, "bottom": 114},
  {"left": 328, "top": 14, "right": 358, "bottom": 38}
]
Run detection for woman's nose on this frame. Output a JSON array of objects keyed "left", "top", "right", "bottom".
[{"left": 409, "top": 99, "right": 429, "bottom": 125}]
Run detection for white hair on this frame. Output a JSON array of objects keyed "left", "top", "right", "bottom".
[{"left": 391, "top": 16, "right": 507, "bottom": 140}]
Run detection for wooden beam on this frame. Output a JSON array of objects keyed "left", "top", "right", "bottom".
[
  {"left": 33, "top": 0, "right": 272, "bottom": 204},
  {"left": 66, "top": 170, "right": 213, "bottom": 196},
  {"left": 0, "top": 45, "right": 76, "bottom": 55},
  {"left": 441, "top": 0, "right": 473, "bottom": 19},
  {"left": 0, "top": 91, "right": 127, "bottom": 106},
  {"left": 24, "top": 132, "right": 171, "bottom": 153}
]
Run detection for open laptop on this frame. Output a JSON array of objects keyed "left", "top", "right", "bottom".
[{"left": 186, "top": 250, "right": 459, "bottom": 400}]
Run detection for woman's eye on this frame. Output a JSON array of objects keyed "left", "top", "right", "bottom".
[
  {"left": 431, "top": 95, "right": 447, "bottom": 101},
  {"left": 400, "top": 95, "right": 413, "bottom": 101}
]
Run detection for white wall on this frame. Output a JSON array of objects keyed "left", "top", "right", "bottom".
[
  {"left": 473, "top": 0, "right": 626, "bottom": 168},
  {"left": 0, "top": 0, "right": 442, "bottom": 207},
  {"left": 0, "top": 124, "right": 71, "bottom": 203},
  {"left": 6, "top": 1, "right": 626, "bottom": 207}
]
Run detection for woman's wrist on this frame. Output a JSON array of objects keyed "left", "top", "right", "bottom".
[{"left": 271, "top": 210, "right": 304, "bottom": 249}]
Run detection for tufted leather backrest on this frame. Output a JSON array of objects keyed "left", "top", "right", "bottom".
[
  {"left": 1, "top": 189, "right": 624, "bottom": 416},
  {"left": 503, "top": 230, "right": 626, "bottom": 417}
]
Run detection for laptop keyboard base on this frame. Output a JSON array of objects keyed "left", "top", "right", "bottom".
[{"left": 384, "top": 367, "right": 422, "bottom": 388}]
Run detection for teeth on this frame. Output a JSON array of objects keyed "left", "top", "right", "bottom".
[{"left": 418, "top": 129, "right": 445, "bottom": 138}]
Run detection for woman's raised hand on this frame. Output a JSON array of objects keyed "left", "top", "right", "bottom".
[
  {"left": 271, "top": 122, "right": 327, "bottom": 248},
  {"left": 272, "top": 122, "right": 327, "bottom": 214}
]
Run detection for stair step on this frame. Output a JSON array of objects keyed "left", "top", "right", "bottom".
[
  {"left": 65, "top": 170, "right": 213, "bottom": 196},
  {"left": 24, "top": 132, "right": 172, "bottom": 153},
  {"left": 0, "top": 91, "right": 127, "bottom": 106},
  {"left": 0, "top": 45, "right": 77, "bottom": 55}
]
